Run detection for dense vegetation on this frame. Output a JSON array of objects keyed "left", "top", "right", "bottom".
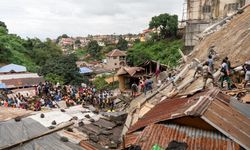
[
  {"left": 0, "top": 21, "right": 62, "bottom": 72},
  {"left": 127, "top": 39, "right": 183, "bottom": 67},
  {"left": 0, "top": 21, "right": 84, "bottom": 85},
  {"left": 127, "top": 13, "right": 183, "bottom": 67},
  {"left": 40, "top": 54, "right": 85, "bottom": 85}
]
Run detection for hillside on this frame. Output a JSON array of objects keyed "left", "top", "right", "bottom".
[
  {"left": 0, "top": 22, "right": 62, "bottom": 72},
  {"left": 189, "top": 5, "right": 250, "bottom": 67},
  {"left": 127, "top": 39, "right": 183, "bottom": 67}
]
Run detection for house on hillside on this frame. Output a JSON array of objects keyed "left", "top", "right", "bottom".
[
  {"left": 125, "top": 88, "right": 250, "bottom": 150},
  {"left": 184, "top": 0, "right": 248, "bottom": 49},
  {"left": 106, "top": 49, "right": 127, "bottom": 70}
]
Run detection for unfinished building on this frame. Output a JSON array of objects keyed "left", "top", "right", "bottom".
[{"left": 184, "top": 0, "right": 247, "bottom": 49}]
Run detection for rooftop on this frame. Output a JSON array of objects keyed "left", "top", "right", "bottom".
[
  {"left": 127, "top": 88, "right": 250, "bottom": 150},
  {"left": 106, "top": 49, "right": 127, "bottom": 57}
]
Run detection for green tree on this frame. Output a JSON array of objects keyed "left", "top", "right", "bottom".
[
  {"left": 116, "top": 37, "right": 128, "bottom": 50},
  {"left": 93, "top": 76, "right": 108, "bottom": 90},
  {"left": 45, "top": 73, "right": 64, "bottom": 85},
  {"left": 87, "top": 40, "right": 101, "bottom": 59},
  {"left": 127, "top": 40, "right": 183, "bottom": 67},
  {"left": 40, "top": 54, "right": 85, "bottom": 85},
  {"left": 75, "top": 39, "right": 81, "bottom": 45},
  {"left": 0, "top": 21, "right": 8, "bottom": 33},
  {"left": 149, "top": 13, "right": 178, "bottom": 39},
  {"left": 61, "top": 34, "right": 69, "bottom": 38}
]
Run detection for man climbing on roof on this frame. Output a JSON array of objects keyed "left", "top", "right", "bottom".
[{"left": 243, "top": 61, "right": 250, "bottom": 88}]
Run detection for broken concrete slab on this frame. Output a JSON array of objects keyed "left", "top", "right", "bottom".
[{"left": 94, "top": 118, "right": 116, "bottom": 130}]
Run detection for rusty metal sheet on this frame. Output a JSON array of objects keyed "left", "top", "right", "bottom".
[
  {"left": 128, "top": 90, "right": 207, "bottom": 133},
  {"left": 128, "top": 88, "right": 221, "bottom": 133},
  {"left": 126, "top": 124, "right": 240, "bottom": 150},
  {"left": 79, "top": 141, "right": 98, "bottom": 150}
]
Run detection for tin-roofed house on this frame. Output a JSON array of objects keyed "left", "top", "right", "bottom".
[{"left": 116, "top": 67, "right": 145, "bottom": 92}]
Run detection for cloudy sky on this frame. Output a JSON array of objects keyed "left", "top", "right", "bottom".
[{"left": 0, "top": 0, "right": 184, "bottom": 39}]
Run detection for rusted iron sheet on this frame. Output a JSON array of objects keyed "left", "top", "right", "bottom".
[
  {"left": 79, "top": 140, "right": 98, "bottom": 150},
  {"left": 128, "top": 89, "right": 213, "bottom": 133},
  {"left": 128, "top": 88, "right": 221, "bottom": 133},
  {"left": 126, "top": 124, "right": 240, "bottom": 150}
]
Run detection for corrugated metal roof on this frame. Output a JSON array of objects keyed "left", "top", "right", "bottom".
[
  {"left": 128, "top": 89, "right": 215, "bottom": 133},
  {"left": 116, "top": 67, "right": 145, "bottom": 76},
  {"left": 0, "top": 64, "right": 27, "bottom": 73},
  {"left": 128, "top": 88, "right": 250, "bottom": 150},
  {"left": 0, "top": 73, "right": 40, "bottom": 80},
  {"left": 79, "top": 67, "right": 93, "bottom": 74},
  {"left": 202, "top": 97, "right": 250, "bottom": 150},
  {"left": 79, "top": 141, "right": 98, "bottom": 150},
  {"left": 1, "top": 77, "right": 44, "bottom": 88},
  {"left": 126, "top": 124, "right": 240, "bottom": 150},
  {"left": 0, "top": 118, "right": 82, "bottom": 150}
]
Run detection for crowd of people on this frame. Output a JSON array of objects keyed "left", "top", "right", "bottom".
[
  {"left": 131, "top": 77, "right": 154, "bottom": 98},
  {"left": 0, "top": 81, "right": 116, "bottom": 111},
  {"left": 193, "top": 54, "right": 250, "bottom": 90}
]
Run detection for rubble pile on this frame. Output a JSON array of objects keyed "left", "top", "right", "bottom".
[{"left": 189, "top": 6, "right": 250, "bottom": 67}]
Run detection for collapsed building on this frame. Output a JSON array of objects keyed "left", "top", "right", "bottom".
[
  {"left": 121, "top": 4, "right": 250, "bottom": 150},
  {"left": 183, "top": 0, "right": 250, "bottom": 49},
  {"left": 0, "top": 105, "right": 127, "bottom": 150}
]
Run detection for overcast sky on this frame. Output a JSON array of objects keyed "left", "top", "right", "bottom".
[{"left": 0, "top": 0, "right": 184, "bottom": 39}]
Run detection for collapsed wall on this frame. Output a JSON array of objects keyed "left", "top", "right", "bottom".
[{"left": 188, "top": 6, "right": 250, "bottom": 67}]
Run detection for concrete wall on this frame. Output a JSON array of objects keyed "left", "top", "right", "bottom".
[
  {"left": 118, "top": 76, "right": 125, "bottom": 91},
  {"left": 185, "top": 0, "right": 242, "bottom": 47},
  {"left": 106, "top": 56, "right": 126, "bottom": 70},
  {"left": 185, "top": 23, "right": 210, "bottom": 47}
]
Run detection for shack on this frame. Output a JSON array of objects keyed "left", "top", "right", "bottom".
[
  {"left": 116, "top": 67, "right": 144, "bottom": 92},
  {"left": 138, "top": 60, "right": 168, "bottom": 76}
]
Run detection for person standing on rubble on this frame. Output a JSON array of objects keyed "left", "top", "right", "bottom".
[
  {"left": 207, "top": 55, "right": 214, "bottom": 73},
  {"left": 220, "top": 59, "right": 232, "bottom": 90},
  {"left": 193, "top": 63, "right": 204, "bottom": 78},
  {"left": 202, "top": 62, "right": 215, "bottom": 89},
  {"left": 131, "top": 82, "right": 137, "bottom": 98},
  {"left": 243, "top": 61, "right": 250, "bottom": 88},
  {"left": 225, "top": 57, "right": 234, "bottom": 75}
]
